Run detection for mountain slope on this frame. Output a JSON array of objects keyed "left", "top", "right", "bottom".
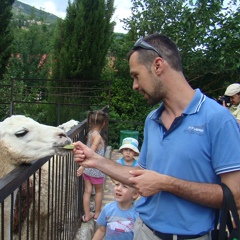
[{"left": 12, "top": 0, "right": 59, "bottom": 23}]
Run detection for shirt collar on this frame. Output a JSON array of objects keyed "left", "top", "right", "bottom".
[
  {"left": 149, "top": 88, "right": 206, "bottom": 120},
  {"left": 232, "top": 103, "right": 240, "bottom": 109}
]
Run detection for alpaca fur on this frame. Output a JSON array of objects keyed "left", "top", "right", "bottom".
[
  {"left": 58, "top": 119, "right": 80, "bottom": 133},
  {"left": 0, "top": 115, "right": 73, "bottom": 240}
]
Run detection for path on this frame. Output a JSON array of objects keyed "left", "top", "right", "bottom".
[
  {"left": 74, "top": 148, "right": 123, "bottom": 240},
  {"left": 102, "top": 149, "right": 122, "bottom": 207}
]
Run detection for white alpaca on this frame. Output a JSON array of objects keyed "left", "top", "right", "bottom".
[{"left": 0, "top": 115, "right": 74, "bottom": 240}]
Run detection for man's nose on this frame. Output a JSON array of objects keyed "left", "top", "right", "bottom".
[{"left": 132, "top": 79, "right": 138, "bottom": 90}]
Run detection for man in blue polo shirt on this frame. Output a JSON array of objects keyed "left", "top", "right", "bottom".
[{"left": 73, "top": 34, "right": 240, "bottom": 240}]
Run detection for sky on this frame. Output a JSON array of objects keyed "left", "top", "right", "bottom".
[{"left": 18, "top": 0, "right": 132, "bottom": 33}]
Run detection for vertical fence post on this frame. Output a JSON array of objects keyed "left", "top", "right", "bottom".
[{"left": 10, "top": 78, "right": 14, "bottom": 116}]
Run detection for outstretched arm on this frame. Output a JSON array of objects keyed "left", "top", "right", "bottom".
[{"left": 73, "top": 141, "right": 139, "bottom": 186}]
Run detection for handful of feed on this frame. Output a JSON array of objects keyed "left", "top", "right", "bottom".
[{"left": 63, "top": 144, "right": 75, "bottom": 150}]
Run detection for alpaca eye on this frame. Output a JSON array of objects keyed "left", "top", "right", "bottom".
[
  {"left": 15, "top": 129, "right": 28, "bottom": 137},
  {"left": 59, "top": 133, "right": 67, "bottom": 138}
]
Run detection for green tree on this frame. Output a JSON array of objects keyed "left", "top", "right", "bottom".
[
  {"left": 52, "top": 0, "right": 115, "bottom": 80},
  {"left": 0, "top": 0, "right": 15, "bottom": 80},
  {"left": 2, "top": 12, "right": 56, "bottom": 121},
  {"left": 47, "top": 0, "right": 115, "bottom": 125},
  {"left": 7, "top": 23, "right": 54, "bottom": 80},
  {"left": 4, "top": 5, "right": 56, "bottom": 81}
]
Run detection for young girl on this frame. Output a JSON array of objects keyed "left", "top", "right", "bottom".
[{"left": 77, "top": 110, "right": 108, "bottom": 222}]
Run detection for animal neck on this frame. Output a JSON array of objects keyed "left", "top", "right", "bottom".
[
  {"left": 1, "top": 163, "right": 17, "bottom": 179},
  {"left": 0, "top": 146, "right": 25, "bottom": 178}
]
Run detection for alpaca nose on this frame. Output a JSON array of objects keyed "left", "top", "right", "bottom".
[{"left": 57, "top": 132, "right": 72, "bottom": 145}]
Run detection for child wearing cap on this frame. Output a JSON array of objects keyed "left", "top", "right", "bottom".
[{"left": 116, "top": 137, "right": 139, "bottom": 167}]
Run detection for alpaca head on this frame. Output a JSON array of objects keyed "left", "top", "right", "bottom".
[{"left": 0, "top": 115, "right": 73, "bottom": 165}]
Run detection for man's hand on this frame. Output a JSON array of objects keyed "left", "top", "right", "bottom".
[
  {"left": 129, "top": 169, "right": 162, "bottom": 196},
  {"left": 73, "top": 141, "right": 97, "bottom": 168}
]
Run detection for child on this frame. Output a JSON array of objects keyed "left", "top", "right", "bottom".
[
  {"left": 116, "top": 137, "right": 139, "bottom": 166},
  {"left": 92, "top": 181, "right": 139, "bottom": 240},
  {"left": 76, "top": 110, "right": 108, "bottom": 222}
]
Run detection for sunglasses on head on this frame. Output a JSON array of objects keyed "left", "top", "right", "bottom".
[{"left": 132, "top": 38, "right": 163, "bottom": 58}]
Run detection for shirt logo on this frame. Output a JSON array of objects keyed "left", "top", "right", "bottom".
[{"left": 184, "top": 124, "right": 205, "bottom": 136}]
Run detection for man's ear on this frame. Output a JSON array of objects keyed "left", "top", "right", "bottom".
[{"left": 154, "top": 57, "right": 163, "bottom": 74}]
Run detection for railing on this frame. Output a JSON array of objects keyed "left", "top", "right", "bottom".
[{"left": 0, "top": 106, "right": 109, "bottom": 240}]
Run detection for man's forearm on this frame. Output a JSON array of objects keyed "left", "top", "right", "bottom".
[
  {"left": 128, "top": 169, "right": 223, "bottom": 207},
  {"left": 163, "top": 175, "right": 222, "bottom": 208},
  {"left": 94, "top": 155, "right": 139, "bottom": 186}
]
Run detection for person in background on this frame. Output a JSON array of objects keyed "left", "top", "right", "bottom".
[
  {"left": 92, "top": 180, "right": 139, "bottom": 240},
  {"left": 77, "top": 110, "right": 108, "bottom": 222},
  {"left": 73, "top": 33, "right": 240, "bottom": 239},
  {"left": 116, "top": 137, "right": 139, "bottom": 167},
  {"left": 223, "top": 83, "right": 240, "bottom": 123}
]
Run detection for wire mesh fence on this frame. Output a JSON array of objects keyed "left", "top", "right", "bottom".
[{"left": 0, "top": 78, "right": 111, "bottom": 125}]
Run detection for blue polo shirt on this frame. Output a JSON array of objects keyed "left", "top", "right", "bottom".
[{"left": 136, "top": 89, "right": 240, "bottom": 235}]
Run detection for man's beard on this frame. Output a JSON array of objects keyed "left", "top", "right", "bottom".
[
  {"left": 147, "top": 94, "right": 161, "bottom": 106},
  {"left": 146, "top": 75, "right": 164, "bottom": 106}
]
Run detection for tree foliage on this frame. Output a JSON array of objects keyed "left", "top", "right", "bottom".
[
  {"left": 0, "top": 8, "right": 56, "bottom": 122},
  {"left": 7, "top": 23, "right": 54, "bottom": 80},
  {"left": 51, "top": 0, "right": 115, "bottom": 80},
  {"left": 0, "top": 0, "right": 15, "bottom": 80},
  {"left": 47, "top": 0, "right": 115, "bottom": 125}
]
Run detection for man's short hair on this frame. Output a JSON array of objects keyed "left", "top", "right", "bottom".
[{"left": 127, "top": 33, "right": 182, "bottom": 72}]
